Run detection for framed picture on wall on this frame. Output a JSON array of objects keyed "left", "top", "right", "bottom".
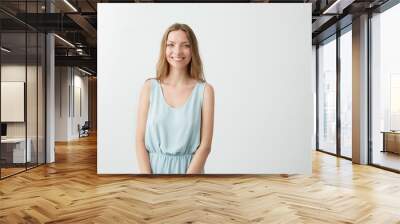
[{"left": 1, "top": 81, "right": 25, "bottom": 122}]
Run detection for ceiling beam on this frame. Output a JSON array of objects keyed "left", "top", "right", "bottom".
[
  {"left": 55, "top": 55, "right": 96, "bottom": 69},
  {"left": 67, "top": 13, "right": 97, "bottom": 41}
]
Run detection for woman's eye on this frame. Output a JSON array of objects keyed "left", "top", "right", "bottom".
[
  {"left": 167, "top": 43, "right": 174, "bottom": 47},
  {"left": 184, "top": 45, "right": 191, "bottom": 48}
]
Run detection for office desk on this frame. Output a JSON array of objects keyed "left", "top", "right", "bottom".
[
  {"left": 381, "top": 131, "right": 400, "bottom": 154},
  {"left": 1, "top": 138, "right": 32, "bottom": 163}
]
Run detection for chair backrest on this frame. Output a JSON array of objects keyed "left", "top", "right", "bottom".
[{"left": 82, "top": 121, "right": 90, "bottom": 129}]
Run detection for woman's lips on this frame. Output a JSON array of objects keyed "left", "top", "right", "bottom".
[{"left": 171, "top": 56, "right": 185, "bottom": 61}]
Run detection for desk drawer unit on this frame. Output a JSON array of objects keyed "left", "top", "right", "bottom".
[
  {"left": 383, "top": 132, "right": 400, "bottom": 154},
  {"left": 0, "top": 138, "right": 32, "bottom": 164}
]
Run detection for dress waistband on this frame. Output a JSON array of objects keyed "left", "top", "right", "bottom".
[{"left": 148, "top": 152, "right": 193, "bottom": 157}]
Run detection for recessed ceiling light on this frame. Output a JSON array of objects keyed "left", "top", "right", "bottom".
[
  {"left": 63, "top": 0, "right": 78, "bottom": 12},
  {"left": 77, "top": 67, "right": 93, "bottom": 76},
  {"left": 322, "top": 0, "right": 354, "bottom": 15},
  {"left": 1, "top": 47, "right": 11, "bottom": 53},
  {"left": 54, "top": 34, "right": 75, "bottom": 48}
]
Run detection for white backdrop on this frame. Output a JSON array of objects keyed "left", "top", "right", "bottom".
[{"left": 97, "top": 3, "right": 313, "bottom": 174}]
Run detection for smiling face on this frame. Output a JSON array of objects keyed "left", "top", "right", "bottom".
[
  {"left": 165, "top": 30, "right": 192, "bottom": 70},
  {"left": 156, "top": 23, "right": 204, "bottom": 82}
]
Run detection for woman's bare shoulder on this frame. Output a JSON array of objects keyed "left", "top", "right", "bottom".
[
  {"left": 145, "top": 77, "right": 157, "bottom": 83},
  {"left": 203, "top": 82, "right": 214, "bottom": 93},
  {"left": 140, "top": 77, "right": 156, "bottom": 95},
  {"left": 144, "top": 77, "right": 156, "bottom": 87}
]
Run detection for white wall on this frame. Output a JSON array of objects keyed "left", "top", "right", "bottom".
[
  {"left": 55, "top": 67, "right": 89, "bottom": 141},
  {"left": 98, "top": 3, "right": 313, "bottom": 174},
  {"left": 55, "top": 67, "right": 69, "bottom": 141}
]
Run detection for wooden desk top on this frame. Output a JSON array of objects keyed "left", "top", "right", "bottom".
[
  {"left": 1, "top": 138, "right": 28, "bottom": 143},
  {"left": 381, "top": 131, "right": 400, "bottom": 134}
]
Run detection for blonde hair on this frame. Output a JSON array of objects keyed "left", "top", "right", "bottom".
[{"left": 156, "top": 23, "right": 205, "bottom": 82}]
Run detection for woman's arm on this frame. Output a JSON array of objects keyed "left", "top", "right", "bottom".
[
  {"left": 135, "top": 80, "right": 153, "bottom": 174},
  {"left": 186, "top": 83, "right": 215, "bottom": 174}
]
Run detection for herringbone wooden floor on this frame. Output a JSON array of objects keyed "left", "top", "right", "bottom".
[{"left": 1, "top": 134, "right": 400, "bottom": 223}]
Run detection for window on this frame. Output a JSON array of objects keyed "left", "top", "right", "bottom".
[
  {"left": 339, "top": 29, "right": 352, "bottom": 158},
  {"left": 371, "top": 3, "right": 400, "bottom": 171},
  {"left": 318, "top": 37, "right": 337, "bottom": 154}
]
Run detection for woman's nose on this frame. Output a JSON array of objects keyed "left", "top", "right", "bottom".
[{"left": 173, "top": 46, "right": 184, "bottom": 54}]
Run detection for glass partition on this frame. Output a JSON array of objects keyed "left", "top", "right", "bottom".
[
  {"left": 0, "top": 1, "right": 46, "bottom": 179},
  {"left": 1, "top": 31, "right": 28, "bottom": 177}
]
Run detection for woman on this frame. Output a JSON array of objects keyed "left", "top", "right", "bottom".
[{"left": 135, "top": 23, "right": 215, "bottom": 174}]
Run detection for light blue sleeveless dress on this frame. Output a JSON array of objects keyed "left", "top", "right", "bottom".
[{"left": 145, "top": 79, "right": 206, "bottom": 174}]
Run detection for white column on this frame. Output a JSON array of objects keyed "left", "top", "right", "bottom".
[
  {"left": 45, "top": 1, "right": 55, "bottom": 163},
  {"left": 46, "top": 33, "right": 55, "bottom": 163}
]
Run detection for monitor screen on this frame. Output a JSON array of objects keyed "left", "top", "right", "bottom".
[{"left": 1, "top": 123, "right": 7, "bottom": 137}]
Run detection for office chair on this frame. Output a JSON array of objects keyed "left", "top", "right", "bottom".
[{"left": 79, "top": 121, "right": 90, "bottom": 138}]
